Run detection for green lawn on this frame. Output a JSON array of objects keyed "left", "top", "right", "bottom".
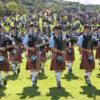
[{"left": 0, "top": 47, "right": 100, "bottom": 100}]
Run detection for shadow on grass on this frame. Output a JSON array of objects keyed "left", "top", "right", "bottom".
[
  {"left": 7, "top": 74, "right": 19, "bottom": 81},
  {"left": 62, "top": 73, "right": 80, "bottom": 81},
  {"left": 96, "top": 73, "right": 100, "bottom": 78},
  {"left": 47, "top": 87, "right": 73, "bottom": 100},
  {"left": 17, "top": 86, "right": 41, "bottom": 99},
  {"left": 80, "top": 85, "right": 100, "bottom": 100},
  {"left": 0, "top": 86, "right": 6, "bottom": 98},
  {"left": 37, "top": 73, "right": 48, "bottom": 80}
]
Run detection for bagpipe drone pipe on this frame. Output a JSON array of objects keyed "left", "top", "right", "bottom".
[{"left": 27, "top": 34, "right": 37, "bottom": 47}]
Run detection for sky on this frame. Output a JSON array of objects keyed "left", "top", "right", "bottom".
[{"left": 63, "top": 0, "right": 100, "bottom": 5}]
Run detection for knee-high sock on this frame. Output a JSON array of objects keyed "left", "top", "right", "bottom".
[
  {"left": 85, "top": 72, "right": 91, "bottom": 80},
  {"left": 12, "top": 63, "right": 16, "bottom": 71},
  {"left": 67, "top": 62, "right": 72, "bottom": 70},
  {"left": 31, "top": 72, "right": 36, "bottom": 82},
  {"left": 55, "top": 72, "right": 61, "bottom": 82}
]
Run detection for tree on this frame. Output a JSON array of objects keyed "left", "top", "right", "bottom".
[
  {"left": 18, "top": 4, "right": 29, "bottom": 14},
  {"left": 0, "top": 1, "right": 5, "bottom": 16},
  {"left": 6, "top": 1, "right": 19, "bottom": 14}
]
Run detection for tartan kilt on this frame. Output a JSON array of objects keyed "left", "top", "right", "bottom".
[
  {"left": 39, "top": 50, "right": 46, "bottom": 62},
  {"left": 26, "top": 49, "right": 41, "bottom": 70},
  {"left": 50, "top": 52, "right": 65, "bottom": 71},
  {"left": 66, "top": 48, "right": 75, "bottom": 61},
  {"left": 0, "top": 50, "right": 10, "bottom": 71},
  {"left": 9, "top": 47, "right": 22, "bottom": 63},
  {"left": 95, "top": 47, "right": 100, "bottom": 59},
  {"left": 80, "top": 51, "right": 95, "bottom": 70}
]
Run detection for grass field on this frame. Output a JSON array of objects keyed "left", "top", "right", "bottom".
[{"left": 0, "top": 47, "right": 100, "bottom": 100}]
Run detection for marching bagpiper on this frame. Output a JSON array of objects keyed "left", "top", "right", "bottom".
[
  {"left": 49, "top": 26, "right": 66, "bottom": 88},
  {"left": 95, "top": 27, "right": 100, "bottom": 66},
  {"left": 65, "top": 34, "right": 76, "bottom": 74},
  {"left": 78, "top": 25, "right": 98, "bottom": 86},
  {"left": 0, "top": 25, "right": 13, "bottom": 87},
  {"left": 77, "top": 32, "right": 84, "bottom": 59},
  {"left": 35, "top": 28, "right": 48, "bottom": 74},
  {"left": 9, "top": 27, "right": 22, "bottom": 75},
  {"left": 23, "top": 25, "right": 41, "bottom": 87}
]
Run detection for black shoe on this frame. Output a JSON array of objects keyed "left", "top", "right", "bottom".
[
  {"left": 87, "top": 80, "right": 92, "bottom": 87},
  {"left": 40, "top": 67, "right": 44, "bottom": 74},
  {"left": 0, "top": 81, "right": 3, "bottom": 88},
  {"left": 35, "top": 77, "right": 37, "bottom": 84},
  {"left": 32, "top": 81, "right": 36, "bottom": 87},
  {"left": 84, "top": 76, "right": 92, "bottom": 87},
  {"left": 0, "top": 83, "right": 3, "bottom": 88},
  {"left": 17, "top": 68, "right": 20, "bottom": 74},
  {"left": 42, "top": 68, "right": 44, "bottom": 73},
  {"left": 84, "top": 76, "right": 88, "bottom": 83},
  {"left": 88, "top": 82, "right": 92, "bottom": 87},
  {"left": 3, "top": 77, "right": 7, "bottom": 85},
  {"left": 13, "top": 71, "right": 17, "bottom": 76},
  {"left": 68, "top": 68, "right": 72, "bottom": 74},
  {"left": 57, "top": 81, "right": 61, "bottom": 88}
]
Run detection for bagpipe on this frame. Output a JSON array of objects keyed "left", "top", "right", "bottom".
[
  {"left": 8, "top": 34, "right": 22, "bottom": 55},
  {"left": 66, "top": 34, "right": 78, "bottom": 46},
  {"left": 38, "top": 35, "right": 49, "bottom": 51},
  {"left": 65, "top": 34, "right": 77, "bottom": 56},
  {"left": 11, "top": 34, "right": 22, "bottom": 44},
  {"left": 82, "top": 33, "right": 98, "bottom": 49},
  {"left": 0, "top": 36, "right": 13, "bottom": 52},
  {"left": 0, "top": 36, "right": 12, "bottom": 64},
  {"left": 28, "top": 34, "right": 37, "bottom": 47}
]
